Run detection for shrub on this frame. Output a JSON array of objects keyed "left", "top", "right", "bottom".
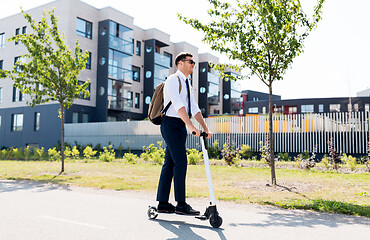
[
  {"left": 187, "top": 148, "right": 203, "bottom": 165},
  {"left": 321, "top": 155, "right": 331, "bottom": 170},
  {"left": 99, "top": 145, "right": 115, "bottom": 162},
  {"left": 48, "top": 147, "right": 60, "bottom": 161},
  {"left": 259, "top": 140, "right": 269, "bottom": 164},
  {"left": 239, "top": 144, "right": 254, "bottom": 160},
  {"left": 208, "top": 140, "right": 220, "bottom": 159},
  {"left": 0, "top": 149, "right": 8, "bottom": 160},
  {"left": 296, "top": 145, "right": 317, "bottom": 170},
  {"left": 301, "top": 151, "right": 310, "bottom": 160},
  {"left": 83, "top": 146, "right": 97, "bottom": 160},
  {"left": 328, "top": 138, "right": 341, "bottom": 170},
  {"left": 12, "top": 148, "right": 24, "bottom": 160},
  {"left": 140, "top": 141, "right": 165, "bottom": 164},
  {"left": 64, "top": 147, "right": 72, "bottom": 159},
  {"left": 118, "top": 143, "right": 124, "bottom": 157},
  {"left": 24, "top": 146, "right": 33, "bottom": 160},
  {"left": 7, "top": 148, "right": 14, "bottom": 160},
  {"left": 123, "top": 152, "right": 137, "bottom": 163},
  {"left": 277, "top": 152, "right": 291, "bottom": 162},
  {"left": 365, "top": 160, "right": 370, "bottom": 173},
  {"left": 342, "top": 154, "right": 357, "bottom": 171},
  {"left": 33, "top": 147, "right": 45, "bottom": 160},
  {"left": 221, "top": 135, "right": 239, "bottom": 166},
  {"left": 71, "top": 146, "right": 80, "bottom": 159}
]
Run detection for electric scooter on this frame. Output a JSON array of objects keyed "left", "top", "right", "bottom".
[{"left": 147, "top": 132, "right": 223, "bottom": 228}]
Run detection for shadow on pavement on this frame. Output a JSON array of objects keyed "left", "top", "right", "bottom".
[
  {"left": 229, "top": 209, "right": 370, "bottom": 229},
  {"left": 0, "top": 179, "right": 72, "bottom": 193},
  {"left": 151, "top": 218, "right": 227, "bottom": 240}
]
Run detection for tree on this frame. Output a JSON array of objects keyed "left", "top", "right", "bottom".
[
  {"left": 179, "top": 0, "right": 325, "bottom": 185},
  {"left": 0, "top": 9, "right": 90, "bottom": 173}
]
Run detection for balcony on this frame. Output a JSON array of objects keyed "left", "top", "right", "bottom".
[
  {"left": 108, "top": 95, "right": 132, "bottom": 111},
  {"left": 109, "top": 35, "right": 133, "bottom": 55},
  {"left": 108, "top": 65, "right": 133, "bottom": 84},
  {"left": 208, "top": 72, "right": 220, "bottom": 84},
  {"left": 155, "top": 52, "right": 171, "bottom": 68}
]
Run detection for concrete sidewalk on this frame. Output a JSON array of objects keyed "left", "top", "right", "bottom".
[{"left": 0, "top": 180, "right": 369, "bottom": 240}]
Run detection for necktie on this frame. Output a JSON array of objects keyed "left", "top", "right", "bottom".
[{"left": 185, "top": 78, "right": 192, "bottom": 118}]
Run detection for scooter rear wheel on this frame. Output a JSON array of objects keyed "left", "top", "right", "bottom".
[
  {"left": 210, "top": 214, "right": 223, "bottom": 228},
  {"left": 147, "top": 206, "right": 158, "bottom": 219}
]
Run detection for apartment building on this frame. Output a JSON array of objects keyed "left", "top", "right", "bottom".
[
  {"left": 0, "top": 0, "right": 242, "bottom": 148},
  {"left": 242, "top": 90, "right": 370, "bottom": 115}
]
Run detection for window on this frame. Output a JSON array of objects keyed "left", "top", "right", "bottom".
[
  {"left": 319, "top": 104, "right": 324, "bottom": 113},
  {"left": 22, "top": 26, "right": 27, "bottom": 34},
  {"left": 354, "top": 104, "right": 359, "bottom": 112},
  {"left": 330, "top": 104, "right": 340, "bottom": 112},
  {"left": 108, "top": 49, "right": 132, "bottom": 81},
  {"left": 127, "top": 91, "right": 133, "bottom": 108},
  {"left": 109, "top": 21, "right": 133, "bottom": 55},
  {"left": 14, "top": 56, "right": 22, "bottom": 71},
  {"left": 15, "top": 28, "right": 19, "bottom": 45},
  {"left": 86, "top": 51, "right": 92, "bottom": 69},
  {"left": 288, "top": 106, "right": 297, "bottom": 114},
  {"left": 0, "top": 60, "right": 3, "bottom": 70},
  {"left": 136, "top": 40, "right": 141, "bottom": 56},
  {"left": 12, "top": 86, "right": 23, "bottom": 102},
  {"left": 248, "top": 107, "right": 258, "bottom": 113},
  {"left": 348, "top": 104, "right": 352, "bottom": 112},
  {"left": 72, "top": 112, "right": 79, "bottom": 123},
  {"left": 274, "top": 106, "right": 282, "bottom": 113},
  {"left": 132, "top": 66, "right": 140, "bottom": 82},
  {"left": 164, "top": 52, "right": 172, "bottom": 67},
  {"left": 365, "top": 104, "right": 369, "bottom": 112},
  {"left": 11, "top": 114, "right": 23, "bottom": 131},
  {"left": 82, "top": 113, "right": 88, "bottom": 123},
  {"left": 301, "top": 104, "right": 314, "bottom": 113},
  {"left": 78, "top": 81, "right": 90, "bottom": 100},
  {"left": 76, "top": 18, "right": 92, "bottom": 39},
  {"left": 34, "top": 112, "right": 40, "bottom": 131},
  {"left": 135, "top": 93, "right": 140, "bottom": 108},
  {"left": 0, "top": 33, "right": 4, "bottom": 48}
]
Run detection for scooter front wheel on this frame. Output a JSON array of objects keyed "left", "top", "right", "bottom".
[
  {"left": 147, "top": 206, "right": 158, "bottom": 219},
  {"left": 210, "top": 214, "right": 223, "bottom": 228}
]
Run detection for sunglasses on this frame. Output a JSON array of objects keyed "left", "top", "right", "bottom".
[{"left": 182, "top": 59, "right": 196, "bottom": 65}]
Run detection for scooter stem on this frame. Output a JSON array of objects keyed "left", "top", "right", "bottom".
[{"left": 195, "top": 131, "right": 216, "bottom": 206}]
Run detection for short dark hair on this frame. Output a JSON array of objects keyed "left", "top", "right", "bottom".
[{"left": 175, "top": 52, "right": 193, "bottom": 66}]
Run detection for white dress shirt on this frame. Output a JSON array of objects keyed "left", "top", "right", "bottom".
[{"left": 163, "top": 70, "right": 200, "bottom": 118}]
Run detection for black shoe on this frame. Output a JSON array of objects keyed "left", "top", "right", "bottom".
[
  {"left": 157, "top": 202, "right": 176, "bottom": 213},
  {"left": 175, "top": 203, "right": 200, "bottom": 215}
]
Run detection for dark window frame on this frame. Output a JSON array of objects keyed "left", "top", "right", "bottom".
[
  {"left": 76, "top": 17, "right": 92, "bottom": 39},
  {"left": 135, "top": 93, "right": 140, "bottom": 109},
  {"left": 11, "top": 113, "right": 23, "bottom": 131},
  {"left": 34, "top": 112, "right": 40, "bottom": 131},
  {"left": 132, "top": 65, "right": 140, "bottom": 82}
]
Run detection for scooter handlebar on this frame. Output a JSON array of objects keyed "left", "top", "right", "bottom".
[{"left": 192, "top": 131, "right": 208, "bottom": 138}]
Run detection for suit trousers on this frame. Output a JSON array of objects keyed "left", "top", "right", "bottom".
[{"left": 156, "top": 116, "right": 188, "bottom": 202}]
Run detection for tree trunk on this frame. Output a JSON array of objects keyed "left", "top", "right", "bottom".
[
  {"left": 60, "top": 103, "right": 65, "bottom": 174},
  {"left": 268, "top": 83, "right": 276, "bottom": 185}
]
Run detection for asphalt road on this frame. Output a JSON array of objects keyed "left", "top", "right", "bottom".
[{"left": 0, "top": 180, "right": 369, "bottom": 240}]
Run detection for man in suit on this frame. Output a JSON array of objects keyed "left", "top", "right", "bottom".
[{"left": 156, "top": 52, "right": 212, "bottom": 215}]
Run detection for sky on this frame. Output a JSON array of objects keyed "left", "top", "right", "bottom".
[{"left": 1, "top": 0, "right": 369, "bottom": 100}]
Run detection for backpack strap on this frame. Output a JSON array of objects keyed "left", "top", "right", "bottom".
[{"left": 161, "top": 74, "right": 183, "bottom": 115}]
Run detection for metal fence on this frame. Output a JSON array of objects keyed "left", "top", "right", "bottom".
[{"left": 65, "top": 111, "right": 370, "bottom": 154}]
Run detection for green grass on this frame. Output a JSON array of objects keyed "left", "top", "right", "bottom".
[{"left": 0, "top": 159, "right": 369, "bottom": 217}]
